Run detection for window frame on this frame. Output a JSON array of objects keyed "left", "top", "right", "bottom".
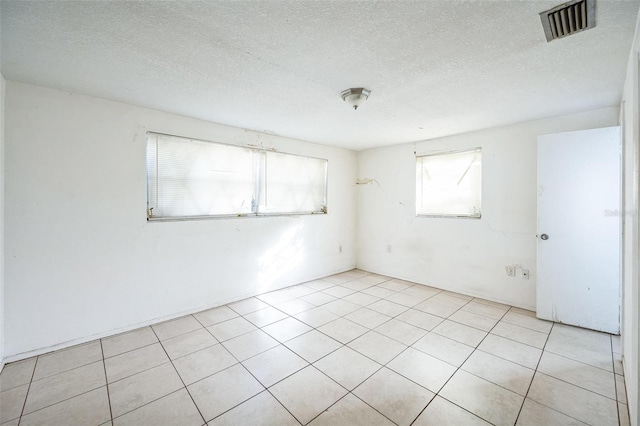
[
  {"left": 415, "top": 147, "right": 482, "bottom": 219},
  {"left": 146, "top": 132, "right": 328, "bottom": 221}
]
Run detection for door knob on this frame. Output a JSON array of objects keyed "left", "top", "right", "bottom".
[{"left": 540, "top": 234, "right": 549, "bottom": 240}]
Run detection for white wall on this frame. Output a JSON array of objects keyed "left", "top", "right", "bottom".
[
  {"left": 4, "top": 82, "right": 357, "bottom": 359},
  {"left": 620, "top": 12, "right": 640, "bottom": 426},
  {"left": 0, "top": 74, "right": 5, "bottom": 371},
  {"left": 357, "top": 107, "right": 619, "bottom": 310}
]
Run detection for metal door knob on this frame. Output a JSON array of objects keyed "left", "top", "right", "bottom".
[{"left": 540, "top": 234, "right": 549, "bottom": 240}]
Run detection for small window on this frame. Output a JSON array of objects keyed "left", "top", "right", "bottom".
[
  {"left": 146, "top": 133, "right": 327, "bottom": 220},
  {"left": 416, "top": 148, "right": 482, "bottom": 218}
]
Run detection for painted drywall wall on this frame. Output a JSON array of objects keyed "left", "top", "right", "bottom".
[
  {"left": 620, "top": 12, "right": 640, "bottom": 426},
  {"left": 357, "top": 107, "right": 620, "bottom": 310},
  {"left": 4, "top": 82, "right": 357, "bottom": 359},
  {"left": 0, "top": 74, "right": 5, "bottom": 371}
]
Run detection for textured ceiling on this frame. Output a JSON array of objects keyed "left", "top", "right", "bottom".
[{"left": 1, "top": 1, "right": 638, "bottom": 150}]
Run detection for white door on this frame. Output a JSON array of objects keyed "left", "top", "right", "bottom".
[{"left": 537, "top": 126, "right": 621, "bottom": 334}]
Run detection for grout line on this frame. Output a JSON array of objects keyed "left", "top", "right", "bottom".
[
  {"left": 99, "top": 340, "right": 114, "bottom": 425},
  {"left": 15, "top": 354, "right": 39, "bottom": 426}
]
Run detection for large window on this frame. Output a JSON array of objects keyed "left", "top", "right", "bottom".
[
  {"left": 146, "top": 133, "right": 327, "bottom": 220},
  {"left": 415, "top": 148, "right": 482, "bottom": 218}
]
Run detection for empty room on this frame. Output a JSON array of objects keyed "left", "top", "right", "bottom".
[{"left": 0, "top": 0, "right": 639, "bottom": 425}]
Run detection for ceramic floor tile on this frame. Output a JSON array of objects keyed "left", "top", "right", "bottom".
[
  {"left": 208, "top": 391, "right": 299, "bottom": 426},
  {"left": 242, "top": 345, "right": 308, "bottom": 387},
  {"left": 537, "top": 351, "right": 615, "bottom": 399},
  {"left": 616, "top": 374, "right": 627, "bottom": 402},
  {"left": 257, "top": 290, "right": 296, "bottom": 305},
  {"left": 341, "top": 278, "right": 378, "bottom": 291},
  {"left": 461, "top": 350, "right": 534, "bottom": 396},
  {"left": 104, "top": 343, "right": 169, "bottom": 383},
  {"left": 401, "top": 285, "right": 440, "bottom": 299},
  {"left": 321, "top": 273, "right": 353, "bottom": 285},
  {"left": 528, "top": 372, "right": 618, "bottom": 426},
  {"left": 308, "top": 393, "right": 395, "bottom": 426},
  {"left": 411, "top": 332, "right": 474, "bottom": 367},
  {"left": 354, "top": 367, "right": 434, "bottom": 425},
  {"left": 345, "top": 308, "right": 391, "bottom": 329},
  {"left": 228, "top": 297, "right": 269, "bottom": 315},
  {"left": 321, "top": 299, "right": 361, "bottom": 316},
  {"left": 502, "top": 311, "right": 553, "bottom": 334},
  {"left": 362, "top": 286, "right": 396, "bottom": 299},
  {"left": 24, "top": 361, "right": 106, "bottom": 415},
  {"left": 285, "top": 285, "right": 317, "bottom": 298},
  {"left": 173, "top": 344, "right": 237, "bottom": 385},
  {"left": 162, "top": 328, "right": 218, "bottom": 360},
  {"left": 188, "top": 363, "right": 264, "bottom": 422},
  {"left": 314, "top": 346, "right": 381, "bottom": 390},
  {"left": 112, "top": 388, "right": 203, "bottom": 426},
  {"left": 343, "top": 292, "right": 380, "bottom": 306},
  {"left": 509, "top": 307, "right": 537, "bottom": 317},
  {"left": 413, "top": 298, "right": 462, "bottom": 318},
  {"left": 491, "top": 321, "right": 548, "bottom": 349},
  {"left": 0, "top": 419, "right": 19, "bottom": 426},
  {"left": 545, "top": 324, "right": 613, "bottom": 371},
  {"left": 449, "top": 310, "right": 499, "bottom": 332},
  {"left": 432, "top": 320, "right": 488, "bottom": 347},
  {"left": 348, "top": 331, "right": 407, "bottom": 364},
  {"left": 19, "top": 386, "right": 110, "bottom": 426},
  {"left": 284, "top": 330, "right": 342, "bottom": 363},
  {"left": 207, "top": 317, "right": 257, "bottom": 342},
  {"left": 516, "top": 398, "right": 587, "bottom": 426},
  {"left": 367, "top": 299, "right": 408, "bottom": 317},
  {"left": 0, "top": 384, "right": 29, "bottom": 424},
  {"left": 378, "top": 280, "right": 413, "bottom": 292},
  {"left": 387, "top": 347, "right": 456, "bottom": 393},
  {"left": 102, "top": 327, "right": 158, "bottom": 359},
  {"left": 440, "top": 370, "right": 524, "bottom": 426},
  {"left": 318, "top": 318, "right": 368, "bottom": 344},
  {"left": 461, "top": 301, "right": 510, "bottom": 320},
  {"left": 396, "top": 309, "right": 443, "bottom": 331},
  {"left": 612, "top": 335, "right": 621, "bottom": 354},
  {"left": 193, "top": 305, "right": 239, "bottom": 327},
  {"left": 108, "top": 362, "right": 183, "bottom": 418},
  {"left": 293, "top": 306, "right": 338, "bottom": 328},
  {"left": 33, "top": 341, "right": 103, "bottom": 380},
  {"left": 302, "top": 280, "right": 335, "bottom": 291},
  {"left": 374, "top": 318, "right": 427, "bottom": 345},
  {"left": 356, "top": 274, "right": 391, "bottom": 286},
  {"left": 270, "top": 366, "right": 347, "bottom": 425},
  {"left": 478, "top": 334, "right": 542, "bottom": 369},
  {"left": 614, "top": 352, "right": 624, "bottom": 375},
  {"left": 276, "top": 299, "right": 316, "bottom": 315},
  {"left": 442, "top": 291, "right": 473, "bottom": 301},
  {"left": 300, "top": 291, "right": 337, "bottom": 306},
  {"left": 152, "top": 316, "right": 203, "bottom": 341},
  {"left": 472, "top": 298, "right": 511, "bottom": 310},
  {"left": 0, "top": 358, "right": 36, "bottom": 392},
  {"left": 414, "top": 396, "right": 491, "bottom": 426},
  {"left": 619, "top": 402, "right": 631, "bottom": 426},
  {"left": 323, "top": 286, "right": 357, "bottom": 298},
  {"left": 222, "top": 329, "right": 279, "bottom": 361},
  {"left": 243, "top": 307, "right": 289, "bottom": 328},
  {"left": 262, "top": 317, "right": 312, "bottom": 342},
  {"left": 385, "top": 291, "right": 426, "bottom": 307}
]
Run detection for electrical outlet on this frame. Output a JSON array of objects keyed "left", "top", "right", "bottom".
[
  {"left": 506, "top": 266, "right": 516, "bottom": 277},
  {"left": 522, "top": 269, "right": 529, "bottom": 279}
]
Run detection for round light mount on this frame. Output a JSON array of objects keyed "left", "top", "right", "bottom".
[{"left": 341, "top": 88, "right": 371, "bottom": 110}]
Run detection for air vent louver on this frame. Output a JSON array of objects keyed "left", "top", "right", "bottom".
[{"left": 540, "top": 0, "right": 595, "bottom": 42}]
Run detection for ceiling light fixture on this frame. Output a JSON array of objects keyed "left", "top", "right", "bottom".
[{"left": 341, "top": 88, "right": 371, "bottom": 110}]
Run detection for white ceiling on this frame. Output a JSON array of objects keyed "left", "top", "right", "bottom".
[{"left": 1, "top": 1, "right": 638, "bottom": 151}]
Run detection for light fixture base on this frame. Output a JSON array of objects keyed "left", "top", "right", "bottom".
[{"left": 341, "top": 88, "right": 371, "bottom": 110}]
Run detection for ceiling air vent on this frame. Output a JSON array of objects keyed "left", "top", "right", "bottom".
[{"left": 540, "top": 0, "right": 595, "bottom": 42}]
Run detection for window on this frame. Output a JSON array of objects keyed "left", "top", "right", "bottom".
[
  {"left": 146, "top": 133, "right": 327, "bottom": 220},
  {"left": 415, "top": 148, "right": 482, "bottom": 218}
]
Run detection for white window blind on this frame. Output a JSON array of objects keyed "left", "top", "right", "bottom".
[
  {"left": 146, "top": 133, "right": 328, "bottom": 220},
  {"left": 416, "top": 148, "right": 482, "bottom": 218},
  {"left": 261, "top": 152, "right": 327, "bottom": 214}
]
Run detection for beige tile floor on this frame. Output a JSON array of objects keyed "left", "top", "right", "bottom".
[{"left": 0, "top": 269, "right": 630, "bottom": 426}]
